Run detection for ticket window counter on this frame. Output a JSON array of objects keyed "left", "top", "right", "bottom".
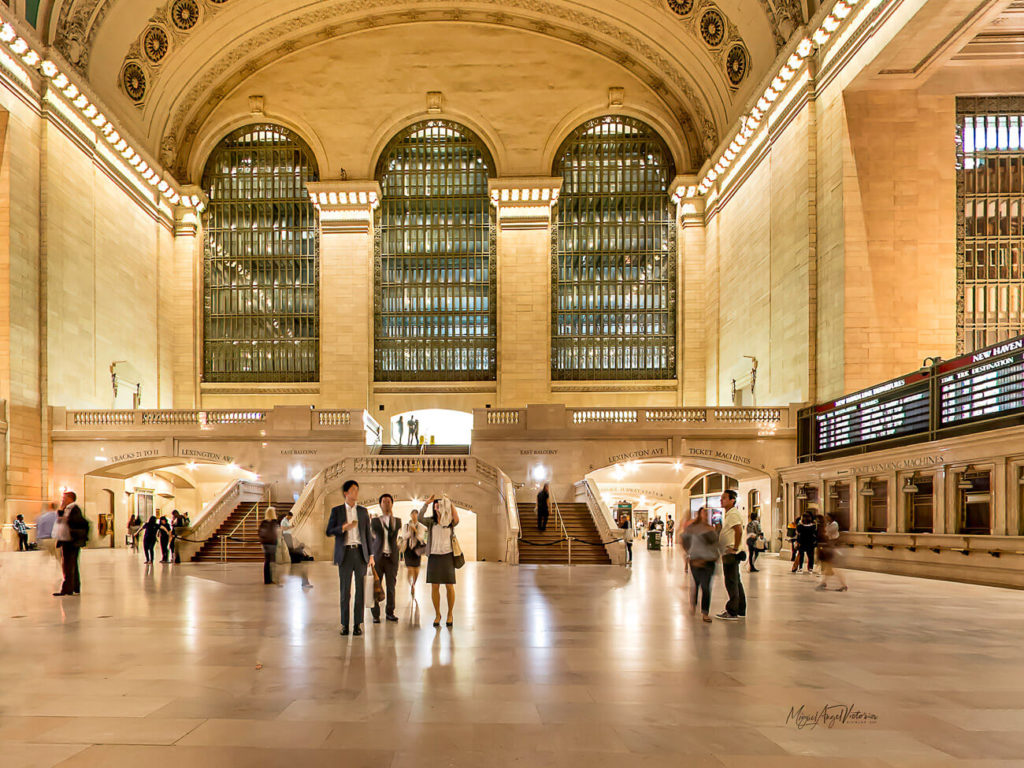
[
  {"left": 957, "top": 469, "right": 992, "bottom": 535},
  {"left": 827, "top": 483, "right": 851, "bottom": 531},
  {"left": 905, "top": 476, "right": 935, "bottom": 534},
  {"left": 862, "top": 479, "right": 888, "bottom": 532}
]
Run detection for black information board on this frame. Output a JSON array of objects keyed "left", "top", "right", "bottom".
[
  {"left": 938, "top": 338, "right": 1024, "bottom": 427},
  {"left": 814, "top": 371, "right": 931, "bottom": 454}
]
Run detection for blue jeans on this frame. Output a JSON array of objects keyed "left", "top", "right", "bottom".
[{"left": 689, "top": 561, "right": 715, "bottom": 614}]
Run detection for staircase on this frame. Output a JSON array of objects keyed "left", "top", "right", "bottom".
[
  {"left": 517, "top": 502, "right": 611, "bottom": 565},
  {"left": 191, "top": 501, "right": 268, "bottom": 563},
  {"left": 379, "top": 444, "right": 471, "bottom": 456}
]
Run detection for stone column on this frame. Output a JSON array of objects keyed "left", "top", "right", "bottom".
[
  {"left": 308, "top": 181, "right": 380, "bottom": 410},
  {"left": 171, "top": 189, "right": 205, "bottom": 409},
  {"left": 992, "top": 458, "right": 1007, "bottom": 535},
  {"left": 672, "top": 176, "right": 705, "bottom": 405},
  {"left": 489, "top": 178, "right": 562, "bottom": 408}
]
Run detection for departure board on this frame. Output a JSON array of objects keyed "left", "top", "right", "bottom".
[
  {"left": 938, "top": 338, "right": 1024, "bottom": 427},
  {"left": 814, "top": 372, "right": 931, "bottom": 454}
]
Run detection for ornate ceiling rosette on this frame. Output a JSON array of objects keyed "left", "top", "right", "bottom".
[
  {"left": 664, "top": 0, "right": 749, "bottom": 91},
  {"left": 665, "top": 0, "right": 695, "bottom": 16},
  {"left": 699, "top": 8, "right": 726, "bottom": 47},
  {"left": 725, "top": 43, "right": 749, "bottom": 88},
  {"left": 118, "top": 0, "right": 232, "bottom": 108}
]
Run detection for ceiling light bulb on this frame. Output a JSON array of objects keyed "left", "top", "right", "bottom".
[
  {"left": 0, "top": 24, "right": 16, "bottom": 43},
  {"left": 835, "top": 1, "right": 851, "bottom": 18},
  {"left": 787, "top": 53, "right": 802, "bottom": 69},
  {"left": 22, "top": 50, "right": 39, "bottom": 66},
  {"left": 83, "top": 104, "right": 98, "bottom": 118},
  {"left": 52, "top": 73, "right": 68, "bottom": 89},
  {"left": 797, "top": 38, "right": 813, "bottom": 56},
  {"left": 813, "top": 28, "right": 830, "bottom": 44},
  {"left": 823, "top": 15, "right": 840, "bottom": 32},
  {"left": 41, "top": 60, "right": 58, "bottom": 78},
  {"left": 10, "top": 38, "right": 28, "bottom": 55},
  {"left": 73, "top": 95, "right": 88, "bottom": 109}
]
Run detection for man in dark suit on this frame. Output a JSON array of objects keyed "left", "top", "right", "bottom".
[
  {"left": 370, "top": 493, "right": 401, "bottom": 624},
  {"left": 326, "top": 479, "right": 374, "bottom": 636}
]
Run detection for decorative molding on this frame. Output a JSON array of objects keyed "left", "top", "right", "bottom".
[
  {"left": 308, "top": 179, "right": 381, "bottom": 235},
  {"left": 116, "top": 0, "right": 232, "bottom": 107},
  {"left": 199, "top": 383, "right": 321, "bottom": 395},
  {"left": 489, "top": 177, "right": 562, "bottom": 230},
  {"left": 153, "top": 0, "right": 721, "bottom": 177}
]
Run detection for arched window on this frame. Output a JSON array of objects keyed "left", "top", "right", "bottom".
[
  {"left": 552, "top": 116, "right": 676, "bottom": 380},
  {"left": 375, "top": 120, "right": 496, "bottom": 381},
  {"left": 201, "top": 124, "right": 319, "bottom": 382}
]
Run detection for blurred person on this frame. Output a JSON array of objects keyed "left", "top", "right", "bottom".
[
  {"left": 816, "top": 511, "right": 848, "bottom": 592},
  {"left": 665, "top": 516, "right": 675, "bottom": 547},
  {"left": 400, "top": 507, "right": 428, "bottom": 598},
  {"left": 682, "top": 506, "right": 718, "bottom": 623},
  {"left": 716, "top": 490, "right": 746, "bottom": 621},
  {"left": 326, "top": 480, "right": 374, "bottom": 636},
  {"left": 157, "top": 516, "right": 172, "bottom": 563},
  {"left": 280, "top": 510, "right": 296, "bottom": 552},
  {"left": 786, "top": 520, "right": 798, "bottom": 568},
  {"left": 370, "top": 493, "right": 401, "bottom": 624},
  {"left": 536, "top": 483, "right": 550, "bottom": 532},
  {"left": 746, "top": 510, "right": 763, "bottom": 573},
  {"left": 54, "top": 492, "right": 88, "bottom": 597},
  {"left": 794, "top": 511, "right": 818, "bottom": 574},
  {"left": 421, "top": 495, "right": 460, "bottom": 628},
  {"left": 127, "top": 513, "right": 141, "bottom": 550},
  {"left": 258, "top": 507, "right": 281, "bottom": 586},
  {"left": 36, "top": 503, "right": 59, "bottom": 574},
  {"left": 619, "top": 515, "right": 633, "bottom": 565}
]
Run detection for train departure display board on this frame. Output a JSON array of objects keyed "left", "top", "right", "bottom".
[
  {"left": 814, "top": 372, "right": 931, "bottom": 454},
  {"left": 938, "top": 338, "right": 1024, "bottom": 427}
]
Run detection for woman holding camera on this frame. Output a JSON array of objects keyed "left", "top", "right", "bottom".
[{"left": 420, "top": 495, "right": 460, "bottom": 628}]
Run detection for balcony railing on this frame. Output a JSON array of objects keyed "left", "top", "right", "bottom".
[
  {"left": 55, "top": 406, "right": 373, "bottom": 434},
  {"left": 474, "top": 404, "right": 794, "bottom": 434}
]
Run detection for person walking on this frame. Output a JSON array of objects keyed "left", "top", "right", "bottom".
[
  {"left": 619, "top": 515, "right": 633, "bottom": 565},
  {"left": 13, "top": 514, "right": 29, "bottom": 551},
  {"left": 421, "top": 495, "right": 459, "bottom": 628},
  {"left": 794, "top": 511, "right": 818, "bottom": 574},
  {"left": 682, "top": 506, "right": 718, "bottom": 623},
  {"left": 716, "top": 490, "right": 746, "bottom": 621},
  {"left": 36, "top": 503, "right": 59, "bottom": 575},
  {"left": 54, "top": 491, "right": 88, "bottom": 597},
  {"left": 746, "top": 511, "right": 763, "bottom": 573},
  {"left": 258, "top": 508, "right": 281, "bottom": 585},
  {"left": 536, "top": 483, "right": 550, "bottom": 532},
  {"left": 157, "top": 516, "right": 172, "bottom": 563},
  {"left": 370, "top": 494, "right": 401, "bottom": 624},
  {"left": 128, "top": 514, "right": 141, "bottom": 551},
  {"left": 400, "top": 508, "right": 427, "bottom": 599},
  {"left": 140, "top": 516, "right": 159, "bottom": 564},
  {"left": 326, "top": 480, "right": 374, "bottom": 636},
  {"left": 786, "top": 520, "right": 798, "bottom": 568},
  {"left": 395, "top": 415, "right": 404, "bottom": 446},
  {"left": 816, "top": 512, "right": 848, "bottom": 592}
]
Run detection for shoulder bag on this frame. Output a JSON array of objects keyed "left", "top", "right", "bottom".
[{"left": 451, "top": 530, "right": 465, "bottom": 569}]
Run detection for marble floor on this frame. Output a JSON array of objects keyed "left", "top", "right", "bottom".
[{"left": 1, "top": 546, "right": 1023, "bottom": 768}]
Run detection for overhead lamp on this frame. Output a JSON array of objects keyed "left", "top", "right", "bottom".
[
  {"left": 859, "top": 482, "right": 875, "bottom": 497},
  {"left": 794, "top": 485, "right": 808, "bottom": 501},
  {"left": 829, "top": 485, "right": 839, "bottom": 499},
  {"left": 902, "top": 475, "right": 919, "bottom": 494}
]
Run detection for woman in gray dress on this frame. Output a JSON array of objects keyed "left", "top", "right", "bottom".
[{"left": 420, "top": 495, "right": 460, "bottom": 628}]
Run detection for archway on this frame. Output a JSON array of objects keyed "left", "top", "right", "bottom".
[{"left": 389, "top": 409, "right": 473, "bottom": 447}]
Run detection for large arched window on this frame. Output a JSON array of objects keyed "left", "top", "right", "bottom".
[
  {"left": 201, "top": 124, "right": 319, "bottom": 382},
  {"left": 552, "top": 116, "right": 676, "bottom": 380},
  {"left": 375, "top": 120, "right": 496, "bottom": 381}
]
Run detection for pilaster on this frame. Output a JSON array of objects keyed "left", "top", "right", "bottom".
[
  {"left": 308, "top": 180, "right": 380, "bottom": 409},
  {"left": 672, "top": 175, "right": 704, "bottom": 406},
  {"left": 171, "top": 187, "right": 205, "bottom": 409},
  {"left": 489, "top": 177, "right": 562, "bottom": 407}
]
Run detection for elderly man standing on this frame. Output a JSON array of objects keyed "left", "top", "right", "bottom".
[{"left": 716, "top": 489, "right": 746, "bottom": 621}]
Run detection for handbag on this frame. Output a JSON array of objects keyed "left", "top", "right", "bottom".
[
  {"left": 451, "top": 532, "right": 465, "bottom": 569},
  {"left": 371, "top": 565, "right": 386, "bottom": 603}
]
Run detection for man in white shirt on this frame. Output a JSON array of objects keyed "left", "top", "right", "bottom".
[
  {"left": 716, "top": 490, "right": 747, "bottom": 620},
  {"left": 326, "top": 480, "right": 374, "bottom": 636},
  {"left": 370, "top": 493, "right": 402, "bottom": 623}
]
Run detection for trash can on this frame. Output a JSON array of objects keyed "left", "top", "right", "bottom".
[{"left": 647, "top": 530, "right": 662, "bottom": 551}]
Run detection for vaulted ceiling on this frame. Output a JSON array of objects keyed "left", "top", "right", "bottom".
[{"left": 38, "top": 0, "right": 805, "bottom": 179}]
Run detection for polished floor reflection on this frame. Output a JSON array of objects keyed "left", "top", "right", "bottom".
[{"left": 2, "top": 545, "right": 1023, "bottom": 767}]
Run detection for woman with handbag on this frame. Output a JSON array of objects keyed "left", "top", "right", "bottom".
[
  {"left": 400, "top": 508, "right": 428, "bottom": 598},
  {"left": 420, "top": 494, "right": 461, "bottom": 628},
  {"left": 746, "top": 511, "right": 763, "bottom": 573}
]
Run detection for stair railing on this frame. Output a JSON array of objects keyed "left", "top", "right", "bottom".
[
  {"left": 551, "top": 495, "right": 570, "bottom": 566},
  {"left": 221, "top": 501, "right": 262, "bottom": 563}
]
